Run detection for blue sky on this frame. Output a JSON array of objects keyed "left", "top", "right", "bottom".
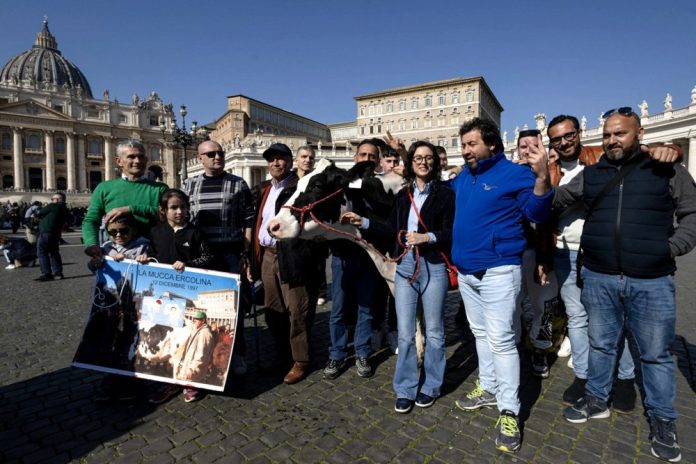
[{"left": 3, "top": 1, "right": 695, "bottom": 137}]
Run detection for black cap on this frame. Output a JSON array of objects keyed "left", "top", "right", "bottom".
[{"left": 262, "top": 143, "right": 292, "bottom": 160}]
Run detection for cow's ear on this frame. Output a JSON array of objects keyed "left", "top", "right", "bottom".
[
  {"left": 324, "top": 165, "right": 349, "bottom": 188},
  {"left": 347, "top": 161, "right": 376, "bottom": 181}
]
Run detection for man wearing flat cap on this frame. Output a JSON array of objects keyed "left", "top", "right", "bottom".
[{"left": 248, "top": 143, "right": 325, "bottom": 384}]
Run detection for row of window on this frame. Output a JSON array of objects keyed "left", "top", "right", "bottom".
[
  {"left": 360, "top": 90, "right": 476, "bottom": 116},
  {"left": 0, "top": 133, "right": 162, "bottom": 161},
  {"left": 360, "top": 115, "right": 462, "bottom": 134}
]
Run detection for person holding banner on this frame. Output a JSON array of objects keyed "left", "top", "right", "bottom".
[
  {"left": 147, "top": 189, "right": 216, "bottom": 404},
  {"left": 82, "top": 140, "right": 168, "bottom": 266}
]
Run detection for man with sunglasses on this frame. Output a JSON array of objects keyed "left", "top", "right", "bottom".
[
  {"left": 554, "top": 108, "right": 695, "bottom": 462},
  {"left": 183, "top": 140, "right": 254, "bottom": 376},
  {"left": 83, "top": 140, "right": 168, "bottom": 267},
  {"left": 547, "top": 115, "right": 682, "bottom": 413}
]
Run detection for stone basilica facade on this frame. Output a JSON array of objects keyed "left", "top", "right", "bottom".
[{"left": 0, "top": 20, "right": 177, "bottom": 202}]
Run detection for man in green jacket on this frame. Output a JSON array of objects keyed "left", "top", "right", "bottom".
[
  {"left": 82, "top": 140, "right": 168, "bottom": 261},
  {"left": 36, "top": 192, "right": 68, "bottom": 281}
]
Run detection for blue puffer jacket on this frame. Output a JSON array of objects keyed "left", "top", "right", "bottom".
[{"left": 451, "top": 151, "right": 553, "bottom": 274}]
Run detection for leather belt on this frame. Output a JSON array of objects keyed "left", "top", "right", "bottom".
[{"left": 264, "top": 246, "right": 277, "bottom": 254}]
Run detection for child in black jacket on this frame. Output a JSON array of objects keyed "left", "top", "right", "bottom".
[{"left": 149, "top": 189, "right": 213, "bottom": 272}]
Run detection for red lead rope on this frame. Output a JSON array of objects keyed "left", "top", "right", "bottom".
[{"left": 281, "top": 187, "right": 421, "bottom": 282}]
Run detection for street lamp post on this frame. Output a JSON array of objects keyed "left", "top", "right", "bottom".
[{"left": 159, "top": 104, "right": 208, "bottom": 186}]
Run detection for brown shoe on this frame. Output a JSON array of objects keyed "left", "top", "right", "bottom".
[{"left": 283, "top": 362, "right": 309, "bottom": 384}]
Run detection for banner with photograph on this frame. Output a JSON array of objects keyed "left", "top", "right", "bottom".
[{"left": 73, "top": 258, "right": 240, "bottom": 392}]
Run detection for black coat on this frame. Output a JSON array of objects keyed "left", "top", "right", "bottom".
[
  {"left": 370, "top": 181, "right": 455, "bottom": 264},
  {"left": 148, "top": 222, "right": 214, "bottom": 269}
]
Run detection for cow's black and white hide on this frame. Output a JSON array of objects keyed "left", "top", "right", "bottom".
[
  {"left": 137, "top": 324, "right": 174, "bottom": 359},
  {"left": 267, "top": 159, "right": 403, "bottom": 292},
  {"left": 269, "top": 159, "right": 428, "bottom": 362}
]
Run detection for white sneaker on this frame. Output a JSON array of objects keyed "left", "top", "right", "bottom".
[
  {"left": 567, "top": 356, "right": 574, "bottom": 369},
  {"left": 5, "top": 264, "right": 15, "bottom": 270},
  {"left": 557, "top": 336, "right": 572, "bottom": 358},
  {"left": 317, "top": 297, "right": 326, "bottom": 306},
  {"left": 231, "top": 355, "right": 247, "bottom": 375},
  {"left": 386, "top": 331, "right": 398, "bottom": 354},
  {"left": 371, "top": 330, "right": 384, "bottom": 352}
]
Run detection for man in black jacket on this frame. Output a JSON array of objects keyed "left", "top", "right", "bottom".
[
  {"left": 555, "top": 108, "right": 696, "bottom": 462},
  {"left": 249, "top": 143, "right": 325, "bottom": 384}
]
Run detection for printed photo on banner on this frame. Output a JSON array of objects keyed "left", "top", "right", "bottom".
[{"left": 73, "top": 258, "right": 240, "bottom": 392}]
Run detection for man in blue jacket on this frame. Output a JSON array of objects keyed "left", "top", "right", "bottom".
[{"left": 452, "top": 118, "right": 552, "bottom": 453}]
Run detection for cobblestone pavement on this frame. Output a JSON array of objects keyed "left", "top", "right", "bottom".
[{"left": 1, "top": 230, "right": 695, "bottom": 463}]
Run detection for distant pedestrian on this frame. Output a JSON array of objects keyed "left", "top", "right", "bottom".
[{"left": 36, "top": 193, "right": 68, "bottom": 281}]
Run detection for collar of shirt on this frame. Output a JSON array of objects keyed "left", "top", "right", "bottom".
[
  {"left": 121, "top": 174, "right": 147, "bottom": 182},
  {"left": 271, "top": 174, "right": 292, "bottom": 189}
]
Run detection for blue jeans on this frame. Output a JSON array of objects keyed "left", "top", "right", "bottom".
[
  {"left": 555, "top": 249, "right": 634, "bottom": 380},
  {"left": 581, "top": 268, "right": 676, "bottom": 419},
  {"left": 329, "top": 252, "right": 378, "bottom": 360},
  {"left": 393, "top": 253, "right": 448, "bottom": 400},
  {"left": 37, "top": 232, "right": 62, "bottom": 276},
  {"left": 459, "top": 265, "right": 521, "bottom": 415}
]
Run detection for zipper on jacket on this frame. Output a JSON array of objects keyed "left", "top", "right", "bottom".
[{"left": 614, "top": 179, "right": 624, "bottom": 272}]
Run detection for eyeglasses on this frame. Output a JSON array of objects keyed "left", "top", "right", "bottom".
[
  {"left": 413, "top": 155, "right": 434, "bottom": 164},
  {"left": 107, "top": 228, "right": 131, "bottom": 237},
  {"left": 201, "top": 150, "right": 225, "bottom": 158},
  {"left": 549, "top": 131, "right": 578, "bottom": 147},
  {"left": 602, "top": 107, "right": 634, "bottom": 119}
]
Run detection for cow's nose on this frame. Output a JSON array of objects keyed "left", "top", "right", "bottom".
[{"left": 267, "top": 219, "right": 282, "bottom": 237}]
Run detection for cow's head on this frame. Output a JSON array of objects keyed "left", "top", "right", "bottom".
[
  {"left": 267, "top": 159, "right": 349, "bottom": 239},
  {"left": 267, "top": 159, "right": 403, "bottom": 240}
]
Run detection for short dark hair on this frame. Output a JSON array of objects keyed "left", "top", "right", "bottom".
[
  {"left": 107, "top": 212, "right": 138, "bottom": 228},
  {"left": 458, "top": 118, "right": 504, "bottom": 153},
  {"left": 547, "top": 115, "right": 579, "bottom": 135},
  {"left": 382, "top": 148, "right": 399, "bottom": 159},
  {"left": 517, "top": 129, "right": 540, "bottom": 147},
  {"left": 403, "top": 140, "right": 441, "bottom": 184},
  {"left": 434, "top": 146, "right": 447, "bottom": 156},
  {"left": 357, "top": 139, "right": 380, "bottom": 155}
]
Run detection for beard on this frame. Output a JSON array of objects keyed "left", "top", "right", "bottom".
[{"left": 604, "top": 140, "right": 641, "bottom": 161}]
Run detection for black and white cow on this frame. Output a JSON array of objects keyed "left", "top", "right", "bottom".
[
  {"left": 268, "top": 159, "right": 428, "bottom": 361},
  {"left": 267, "top": 158, "right": 404, "bottom": 291}
]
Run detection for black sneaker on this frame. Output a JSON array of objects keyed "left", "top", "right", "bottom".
[
  {"left": 495, "top": 410, "right": 521, "bottom": 453},
  {"left": 531, "top": 350, "right": 549, "bottom": 378},
  {"left": 54, "top": 272, "right": 64, "bottom": 280},
  {"left": 612, "top": 378, "right": 636, "bottom": 414},
  {"left": 355, "top": 357, "right": 373, "bottom": 378},
  {"left": 35, "top": 274, "right": 54, "bottom": 282},
  {"left": 395, "top": 398, "right": 413, "bottom": 414},
  {"left": 323, "top": 358, "right": 346, "bottom": 380},
  {"left": 563, "top": 377, "right": 587, "bottom": 405},
  {"left": 564, "top": 395, "right": 610, "bottom": 423},
  {"left": 650, "top": 416, "right": 681, "bottom": 462},
  {"left": 415, "top": 392, "right": 435, "bottom": 408}
]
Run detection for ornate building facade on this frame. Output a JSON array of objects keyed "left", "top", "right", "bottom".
[
  {"left": 0, "top": 20, "right": 177, "bottom": 201},
  {"left": 354, "top": 77, "right": 503, "bottom": 151}
]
